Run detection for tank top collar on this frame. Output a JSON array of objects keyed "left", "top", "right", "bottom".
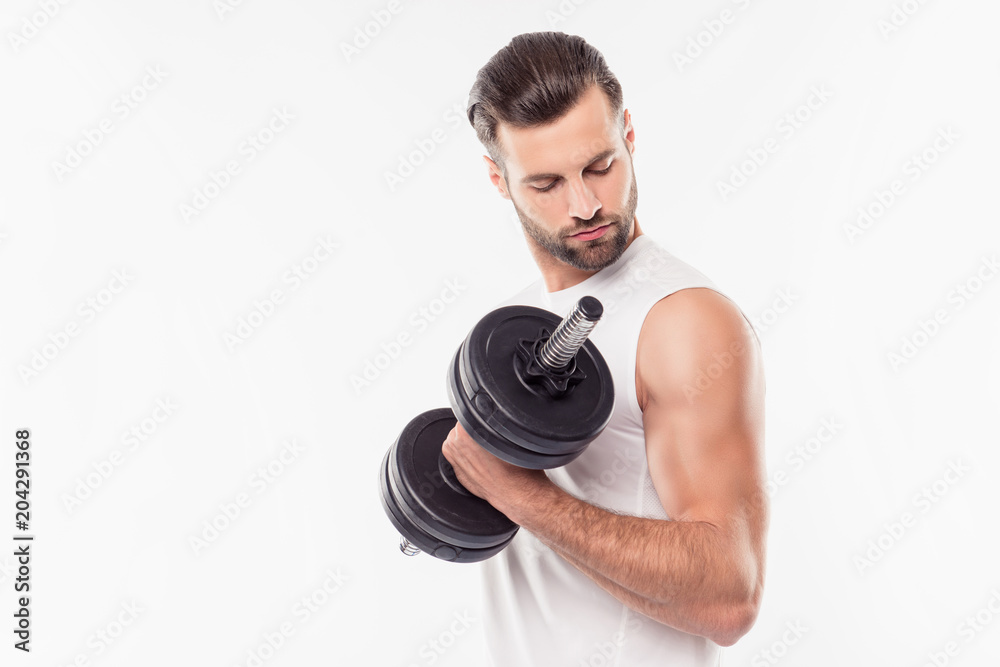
[{"left": 537, "top": 234, "right": 652, "bottom": 315}]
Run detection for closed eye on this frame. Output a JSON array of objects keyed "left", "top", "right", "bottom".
[{"left": 532, "top": 163, "right": 613, "bottom": 193}]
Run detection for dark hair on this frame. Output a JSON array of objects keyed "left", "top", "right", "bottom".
[{"left": 467, "top": 32, "right": 624, "bottom": 176}]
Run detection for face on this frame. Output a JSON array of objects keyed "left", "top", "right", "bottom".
[{"left": 491, "top": 85, "right": 638, "bottom": 272}]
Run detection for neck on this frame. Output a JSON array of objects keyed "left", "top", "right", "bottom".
[{"left": 532, "top": 217, "right": 643, "bottom": 293}]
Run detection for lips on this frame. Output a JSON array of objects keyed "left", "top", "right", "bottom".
[{"left": 570, "top": 223, "right": 612, "bottom": 241}]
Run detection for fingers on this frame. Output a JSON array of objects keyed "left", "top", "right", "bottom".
[{"left": 441, "top": 426, "right": 460, "bottom": 464}]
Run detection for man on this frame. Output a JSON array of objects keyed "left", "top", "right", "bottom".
[{"left": 441, "top": 32, "right": 768, "bottom": 666}]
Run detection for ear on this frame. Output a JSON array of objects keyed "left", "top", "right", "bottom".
[
  {"left": 622, "top": 109, "right": 635, "bottom": 156},
  {"left": 483, "top": 155, "right": 511, "bottom": 201}
]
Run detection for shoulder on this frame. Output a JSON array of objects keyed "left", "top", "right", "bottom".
[
  {"left": 642, "top": 288, "right": 752, "bottom": 342},
  {"left": 636, "top": 288, "right": 761, "bottom": 411}
]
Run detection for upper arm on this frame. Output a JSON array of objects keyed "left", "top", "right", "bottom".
[{"left": 636, "top": 287, "right": 768, "bottom": 554}]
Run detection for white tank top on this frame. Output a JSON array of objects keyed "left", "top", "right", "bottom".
[{"left": 481, "top": 233, "right": 743, "bottom": 666}]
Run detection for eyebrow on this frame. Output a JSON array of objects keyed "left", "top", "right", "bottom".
[{"left": 520, "top": 148, "right": 616, "bottom": 184}]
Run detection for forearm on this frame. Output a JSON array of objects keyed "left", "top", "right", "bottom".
[
  {"left": 500, "top": 482, "right": 756, "bottom": 642},
  {"left": 546, "top": 538, "right": 733, "bottom": 641}
]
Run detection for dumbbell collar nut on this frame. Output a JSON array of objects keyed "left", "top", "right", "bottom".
[{"left": 513, "top": 331, "right": 588, "bottom": 399}]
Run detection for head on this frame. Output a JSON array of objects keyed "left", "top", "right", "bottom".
[{"left": 467, "top": 32, "right": 637, "bottom": 273}]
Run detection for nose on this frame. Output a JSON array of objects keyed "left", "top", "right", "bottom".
[{"left": 566, "top": 175, "right": 601, "bottom": 221}]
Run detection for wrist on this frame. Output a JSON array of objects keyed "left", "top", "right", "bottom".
[{"left": 495, "top": 472, "right": 563, "bottom": 527}]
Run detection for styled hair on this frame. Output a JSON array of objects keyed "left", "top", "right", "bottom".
[{"left": 467, "top": 32, "right": 624, "bottom": 177}]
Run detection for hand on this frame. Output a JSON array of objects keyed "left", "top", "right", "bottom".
[{"left": 441, "top": 421, "right": 551, "bottom": 519}]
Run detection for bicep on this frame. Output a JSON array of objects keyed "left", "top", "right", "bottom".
[{"left": 637, "top": 289, "right": 767, "bottom": 533}]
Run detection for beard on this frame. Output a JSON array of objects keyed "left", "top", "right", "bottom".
[{"left": 511, "top": 164, "right": 638, "bottom": 273}]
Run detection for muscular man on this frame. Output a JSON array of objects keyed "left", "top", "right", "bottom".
[{"left": 442, "top": 32, "right": 768, "bottom": 666}]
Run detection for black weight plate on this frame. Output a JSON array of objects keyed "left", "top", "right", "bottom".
[
  {"left": 447, "top": 348, "right": 587, "bottom": 470},
  {"left": 379, "top": 449, "right": 439, "bottom": 553},
  {"left": 453, "top": 305, "right": 614, "bottom": 459},
  {"left": 386, "top": 409, "right": 518, "bottom": 550},
  {"left": 379, "top": 450, "right": 514, "bottom": 563},
  {"left": 461, "top": 306, "right": 613, "bottom": 452}
]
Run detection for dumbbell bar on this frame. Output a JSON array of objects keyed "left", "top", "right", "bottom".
[{"left": 378, "top": 297, "right": 615, "bottom": 562}]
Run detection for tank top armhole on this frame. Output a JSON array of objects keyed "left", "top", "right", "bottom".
[{"left": 627, "top": 292, "right": 671, "bottom": 427}]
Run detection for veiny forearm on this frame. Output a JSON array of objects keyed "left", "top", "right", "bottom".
[{"left": 502, "top": 482, "right": 758, "bottom": 642}]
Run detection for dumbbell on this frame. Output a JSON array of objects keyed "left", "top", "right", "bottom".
[{"left": 378, "top": 296, "right": 614, "bottom": 562}]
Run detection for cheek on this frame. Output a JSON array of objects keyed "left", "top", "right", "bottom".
[
  {"left": 597, "top": 172, "right": 629, "bottom": 209},
  {"left": 523, "top": 189, "right": 560, "bottom": 219}
]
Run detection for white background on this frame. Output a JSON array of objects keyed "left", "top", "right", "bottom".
[{"left": 1, "top": 1, "right": 998, "bottom": 665}]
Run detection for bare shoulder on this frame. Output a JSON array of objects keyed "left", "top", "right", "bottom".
[
  {"left": 635, "top": 288, "right": 767, "bottom": 527},
  {"left": 635, "top": 287, "right": 762, "bottom": 411}
]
